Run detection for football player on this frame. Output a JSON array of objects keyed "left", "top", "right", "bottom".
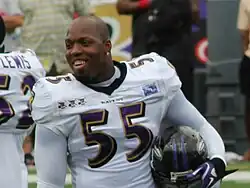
[
  {"left": 0, "top": 16, "right": 46, "bottom": 188},
  {"left": 32, "top": 15, "right": 227, "bottom": 188},
  {"left": 151, "top": 126, "right": 237, "bottom": 188}
]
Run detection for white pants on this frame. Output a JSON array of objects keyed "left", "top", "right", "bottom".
[{"left": 0, "top": 132, "right": 28, "bottom": 188}]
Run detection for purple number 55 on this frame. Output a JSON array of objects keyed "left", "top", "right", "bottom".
[
  {"left": 80, "top": 102, "right": 153, "bottom": 168},
  {"left": 0, "top": 75, "right": 14, "bottom": 124}
]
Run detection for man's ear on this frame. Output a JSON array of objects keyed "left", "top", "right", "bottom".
[{"left": 104, "top": 40, "right": 112, "bottom": 53}]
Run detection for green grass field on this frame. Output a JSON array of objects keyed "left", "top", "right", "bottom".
[
  {"left": 28, "top": 183, "right": 250, "bottom": 188},
  {"left": 29, "top": 184, "right": 71, "bottom": 188},
  {"left": 226, "top": 161, "right": 250, "bottom": 171},
  {"left": 221, "top": 162, "right": 250, "bottom": 188},
  {"left": 221, "top": 182, "right": 250, "bottom": 188},
  {"left": 27, "top": 162, "right": 250, "bottom": 188}
]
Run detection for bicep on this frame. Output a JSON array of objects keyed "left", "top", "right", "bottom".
[
  {"left": 165, "top": 90, "right": 205, "bottom": 127},
  {"left": 35, "top": 125, "right": 67, "bottom": 188},
  {"left": 239, "top": 30, "right": 249, "bottom": 42}
]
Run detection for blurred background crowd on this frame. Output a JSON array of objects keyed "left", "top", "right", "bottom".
[{"left": 1, "top": 0, "right": 249, "bottom": 166}]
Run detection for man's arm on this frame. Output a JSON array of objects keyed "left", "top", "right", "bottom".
[
  {"left": 31, "top": 79, "right": 68, "bottom": 188},
  {"left": 35, "top": 125, "right": 68, "bottom": 188},
  {"left": 2, "top": 15, "right": 24, "bottom": 33},
  {"left": 240, "top": 30, "right": 249, "bottom": 52},
  {"left": 3, "top": 0, "right": 24, "bottom": 33},
  {"left": 116, "top": 0, "right": 150, "bottom": 15},
  {"left": 165, "top": 90, "right": 226, "bottom": 164},
  {"left": 237, "top": 0, "right": 249, "bottom": 52}
]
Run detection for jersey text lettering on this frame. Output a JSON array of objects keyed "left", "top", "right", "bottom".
[{"left": 0, "top": 55, "right": 31, "bottom": 69}]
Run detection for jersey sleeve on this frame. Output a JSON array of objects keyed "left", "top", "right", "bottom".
[
  {"left": 31, "top": 78, "right": 76, "bottom": 136},
  {"left": 24, "top": 49, "right": 46, "bottom": 78},
  {"left": 152, "top": 52, "right": 182, "bottom": 100},
  {"left": 165, "top": 90, "right": 226, "bottom": 165},
  {"left": 35, "top": 125, "right": 68, "bottom": 188},
  {"left": 31, "top": 78, "right": 64, "bottom": 135},
  {"left": 31, "top": 78, "right": 54, "bottom": 125},
  {"left": 32, "top": 79, "right": 68, "bottom": 187},
  {"left": 142, "top": 53, "right": 182, "bottom": 122}
]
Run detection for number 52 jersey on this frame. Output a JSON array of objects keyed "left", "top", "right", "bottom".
[
  {"left": 0, "top": 49, "right": 45, "bottom": 133},
  {"left": 31, "top": 53, "right": 181, "bottom": 188}
]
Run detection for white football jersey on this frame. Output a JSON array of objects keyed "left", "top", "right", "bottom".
[
  {"left": 32, "top": 52, "right": 181, "bottom": 188},
  {"left": 0, "top": 49, "right": 46, "bottom": 133}
]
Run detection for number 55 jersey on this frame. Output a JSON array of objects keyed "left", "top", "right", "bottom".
[
  {"left": 31, "top": 52, "right": 181, "bottom": 188},
  {"left": 0, "top": 49, "right": 46, "bottom": 133}
]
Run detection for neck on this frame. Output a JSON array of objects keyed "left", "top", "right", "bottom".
[
  {"left": 98, "top": 62, "right": 115, "bottom": 82},
  {"left": 90, "top": 66, "right": 120, "bottom": 87},
  {"left": 79, "top": 60, "right": 115, "bottom": 84}
]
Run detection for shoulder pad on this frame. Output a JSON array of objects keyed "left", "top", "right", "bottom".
[
  {"left": 126, "top": 52, "right": 175, "bottom": 70},
  {"left": 45, "top": 74, "right": 73, "bottom": 85}
]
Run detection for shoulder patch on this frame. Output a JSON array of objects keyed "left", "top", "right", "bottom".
[
  {"left": 142, "top": 82, "right": 159, "bottom": 96},
  {"left": 45, "top": 75, "right": 72, "bottom": 84}
]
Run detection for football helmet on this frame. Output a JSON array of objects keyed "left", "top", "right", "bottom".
[{"left": 150, "top": 126, "right": 208, "bottom": 188}]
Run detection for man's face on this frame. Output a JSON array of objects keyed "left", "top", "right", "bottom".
[{"left": 65, "top": 20, "right": 109, "bottom": 83}]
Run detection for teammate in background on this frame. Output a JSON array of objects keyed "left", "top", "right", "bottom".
[
  {"left": 0, "top": 15, "right": 46, "bottom": 188},
  {"left": 0, "top": 16, "right": 5, "bottom": 52},
  {"left": 237, "top": 0, "right": 250, "bottom": 161},
  {"left": 32, "top": 16, "right": 226, "bottom": 188}
]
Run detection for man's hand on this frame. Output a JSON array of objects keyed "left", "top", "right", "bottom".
[
  {"left": 183, "top": 161, "right": 220, "bottom": 188},
  {"left": 179, "top": 158, "right": 237, "bottom": 188},
  {"left": 2, "top": 15, "right": 24, "bottom": 33}
]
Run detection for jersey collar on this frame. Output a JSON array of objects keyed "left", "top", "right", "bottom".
[{"left": 74, "top": 61, "right": 127, "bottom": 95}]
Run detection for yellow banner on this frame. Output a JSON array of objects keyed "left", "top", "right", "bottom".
[{"left": 92, "top": 2, "right": 132, "bottom": 61}]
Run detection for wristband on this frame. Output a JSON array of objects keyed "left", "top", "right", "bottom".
[
  {"left": 210, "top": 158, "right": 226, "bottom": 178},
  {"left": 138, "top": 0, "right": 150, "bottom": 9}
]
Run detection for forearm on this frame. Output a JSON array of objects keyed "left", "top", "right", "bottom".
[
  {"left": 2, "top": 15, "right": 24, "bottom": 32},
  {"left": 116, "top": 0, "right": 141, "bottom": 15},
  {"left": 165, "top": 90, "right": 226, "bottom": 164},
  {"left": 240, "top": 30, "right": 249, "bottom": 52}
]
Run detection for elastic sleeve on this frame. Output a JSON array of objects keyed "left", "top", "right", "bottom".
[
  {"left": 165, "top": 90, "right": 226, "bottom": 165},
  {"left": 31, "top": 79, "right": 55, "bottom": 125},
  {"left": 151, "top": 53, "right": 182, "bottom": 117},
  {"left": 35, "top": 125, "right": 68, "bottom": 188}
]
